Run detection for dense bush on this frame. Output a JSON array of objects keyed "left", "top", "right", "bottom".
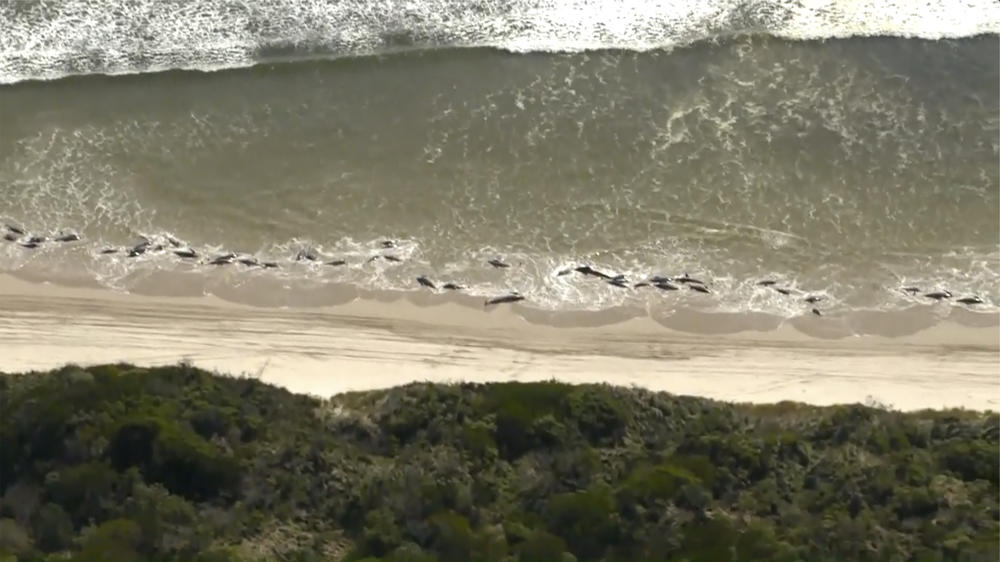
[{"left": 0, "top": 364, "right": 997, "bottom": 561}]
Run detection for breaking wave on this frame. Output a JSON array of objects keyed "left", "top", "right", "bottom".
[{"left": 2, "top": 0, "right": 999, "bottom": 84}]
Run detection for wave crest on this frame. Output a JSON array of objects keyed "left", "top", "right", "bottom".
[{"left": 2, "top": 0, "right": 999, "bottom": 83}]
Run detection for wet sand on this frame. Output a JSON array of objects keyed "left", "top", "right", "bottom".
[{"left": 0, "top": 274, "right": 997, "bottom": 411}]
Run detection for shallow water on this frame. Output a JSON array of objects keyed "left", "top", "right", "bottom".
[{"left": 1, "top": 0, "right": 998, "bottom": 332}]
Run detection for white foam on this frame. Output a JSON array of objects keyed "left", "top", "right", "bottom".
[{"left": 2, "top": 0, "right": 997, "bottom": 84}]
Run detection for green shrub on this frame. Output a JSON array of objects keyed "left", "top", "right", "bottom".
[
  {"left": 669, "top": 455, "right": 716, "bottom": 487},
  {"left": 620, "top": 462, "right": 696, "bottom": 505},
  {"left": 356, "top": 508, "right": 403, "bottom": 558},
  {"left": 122, "top": 483, "right": 199, "bottom": 556},
  {"left": 107, "top": 417, "right": 239, "bottom": 502},
  {"left": 107, "top": 419, "right": 160, "bottom": 471},
  {"left": 518, "top": 530, "right": 570, "bottom": 562},
  {"left": 189, "top": 407, "right": 231, "bottom": 439},
  {"left": 45, "top": 462, "right": 118, "bottom": 525},
  {"left": 386, "top": 542, "right": 440, "bottom": 562},
  {"left": 546, "top": 484, "right": 618, "bottom": 560},
  {"left": 567, "top": 388, "right": 629, "bottom": 445},
  {"left": 679, "top": 516, "right": 738, "bottom": 562},
  {"left": 940, "top": 440, "right": 998, "bottom": 484},
  {"left": 429, "top": 511, "right": 474, "bottom": 562},
  {"left": 78, "top": 518, "right": 143, "bottom": 562},
  {"left": 32, "top": 503, "right": 73, "bottom": 552},
  {"left": 484, "top": 382, "right": 570, "bottom": 458},
  {"left": 150, "top": 424, "right": 240, "bottom": 502},
  {"left": 619, "top": 454, "right": 713, "bottom": 509},
  {"left": 0, "top": 518, "right": 31, "bottom": 556},
  {"left": 735, "top": 522, "right": 796, "bottom": 562},
  {"left": 679, "top": 435, "right": 767, "bottom": 488},
  {"left": 460, "top": 423, "right": 497, "bottom": 458},
  {"left": 476, "top": 524, "right": 508, "bottom": 561},
  {"left": 529, "top": 414, "right": 568, "bottom": 448},
  {"left": 894, "top": 486, "right": 938, "bottom": 519}
]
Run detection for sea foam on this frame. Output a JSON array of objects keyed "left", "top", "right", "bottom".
[{"left": 2, "top": 0, "right": 998, "bottom": 84}]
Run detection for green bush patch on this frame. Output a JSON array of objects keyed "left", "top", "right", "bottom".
[{"left": 0, "top": 364, "right": 995, "bottom": 562}]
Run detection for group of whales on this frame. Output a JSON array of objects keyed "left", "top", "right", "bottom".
[
  {"left": 3, "top": 223, "right": 988, "bottom": 310},
  {"left": 411, "top": 260, "right": 987, "bottom": 312}
]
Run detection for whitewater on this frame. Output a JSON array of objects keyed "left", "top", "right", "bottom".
[{"left": 2, "top": 0, "right": 999, "bottom": 84}]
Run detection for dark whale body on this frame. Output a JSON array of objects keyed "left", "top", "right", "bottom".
[
  {"left": 574, "top": 265, "right": 614, "bottom": 279},
  {"left": 209, "top": 253, "right": 236, "bottom": 265},
  {"left": 676, "top": 273, "right": 705, "bottom": 285},
  {"left": 485, "top": 294, "right": 524, "bottom": 306},
  {"left": 924, "top": 291, "right": 952, "bottom": 300}
]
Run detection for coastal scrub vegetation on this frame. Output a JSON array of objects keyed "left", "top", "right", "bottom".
[{"left": 0, "top": 364, "right": 997, "bottom": 561}]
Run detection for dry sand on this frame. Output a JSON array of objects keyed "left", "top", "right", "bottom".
[{"left": 0, "top": 274, "right": 997, "bottom": 411}]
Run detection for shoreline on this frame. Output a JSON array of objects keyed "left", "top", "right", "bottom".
[{"left": 1, "top": 273, "right": 997, "bottom": 412}]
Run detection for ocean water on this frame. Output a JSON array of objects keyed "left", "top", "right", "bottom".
[{"left": 1, "top": 0, "right": 998, "bottom": 332}]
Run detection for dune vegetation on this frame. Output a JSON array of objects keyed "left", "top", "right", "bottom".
[{"left": 0, "top": 364, "right": 997, "bottom": 561}]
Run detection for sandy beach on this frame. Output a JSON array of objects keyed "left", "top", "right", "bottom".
[{"left": 1, "top": 273, "right": 996, "bottom": 411}]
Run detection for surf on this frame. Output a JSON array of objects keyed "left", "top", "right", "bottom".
[{"left": 3, "top": 0, "right": 999, "bottom": 84}]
